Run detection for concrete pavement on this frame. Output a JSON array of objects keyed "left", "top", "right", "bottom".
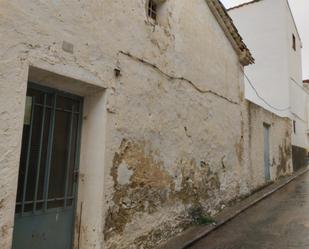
[{"left": 189, "top": 172, "right": 309, "bottom": 249}]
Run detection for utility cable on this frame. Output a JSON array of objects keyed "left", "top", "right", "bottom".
[{"left": 241, "top": 68, "right": 291, "bottom": 112}]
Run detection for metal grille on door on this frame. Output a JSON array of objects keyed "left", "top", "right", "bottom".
[{"left": 13, "top": 83, "right": 83, "bottom": 249}]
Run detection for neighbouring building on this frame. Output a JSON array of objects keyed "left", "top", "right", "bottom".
[
  {"left": 229, "top": 0, "right": 309, "bottom": 171},
  {"left": 0, "top": 1, "right": 293, "bottom": 249},
  {"left": 303, "top": 79, "right": 309, "bottom": 160}
]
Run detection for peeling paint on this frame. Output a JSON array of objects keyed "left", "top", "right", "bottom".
[
  {"left": 249, "top": 102, "right": 293, "bottom": 187},
  {"left": 104, "top": 139, "right": 174, "bottom": 240},
  {"left": 104, "top": 139, "right": 224, "bottom": 247},
  {"left": 277, "top": 136, "right": 292, "bottom": 177}
]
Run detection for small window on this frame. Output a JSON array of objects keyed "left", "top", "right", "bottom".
[
  {"left": 147, "top": 0, "right": 157, "bottom": 21},
  {"left": 292, "top": 34, "right": 296, "bottom": 51},
  {"left": 293, "top": 120, "right": 296, "bottom": 133}
]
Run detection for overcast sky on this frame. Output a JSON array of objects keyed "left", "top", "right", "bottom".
[{"left": 221, "top": 0, "right": 309, "bottom": 80}]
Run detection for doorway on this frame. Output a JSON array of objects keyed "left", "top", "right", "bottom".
[
  {"left": 12, "top": 83, "right": 83, "bottom": 249},
  {"left": 263, "top": 123, "right": 271, "bottom": 181}
]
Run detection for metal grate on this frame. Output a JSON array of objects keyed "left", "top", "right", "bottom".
[
  {"left": 148, "top": 0, "right": 157, "bottom": 21},
  {"left": 15, "top": 83, "right": 83, "bottom": 216}
]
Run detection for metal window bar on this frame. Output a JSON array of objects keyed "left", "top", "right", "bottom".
[
  {"left": 33, "top": 94, "right": 47, "bottom": 212},
  {"left": 17, "top": 197, "right": 74, "bottom": 206},
  {"left": 33, "top": 103, "right": 80, "bottom": 114},
  {"left": 43, "top": 94, "right": 57, "bottom": 211},
  {"left": 64, "top": 105, "right": 75, "bottom": 208},
  {"left": 21, "top": 97, "right": 35, "bottom": 216},
  {"left": 28, "top": 82, "right": 82, "bottom": 101},
  {"left": 148, "top": 0, "right": 157, "bottom": 20},
  {"left": 17, "top": 83, "right": 83, "bottom": 216},
  {"left": 71, "top": 101, "right": 83, "bottom": 205}
]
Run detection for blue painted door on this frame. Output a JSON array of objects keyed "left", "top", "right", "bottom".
[
  {"left": 263, "top": 124, "right": 271, "bottom": 181},
  {"left": 12, "top": 83, "right": 83, "bottom": 249}
]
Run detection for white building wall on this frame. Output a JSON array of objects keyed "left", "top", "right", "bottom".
[
  {"left": 290, "top": 81, "right": 307, "bottom": 148},
  {"left": 229, "top": 0, "right": 308, "bottom": 150},
  {"left": 284, "top": 0, "right": 308, "bottom": 149},
  {"left": 304, "top": 83, "right": 309, "bottom": 154},
  {"left": 229, "top": 0, "right": 290, "bottom": 117}
]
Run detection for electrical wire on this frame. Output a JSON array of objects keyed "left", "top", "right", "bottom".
[{"left": 241, "top": 69, "right": 291, "bottom": 112}]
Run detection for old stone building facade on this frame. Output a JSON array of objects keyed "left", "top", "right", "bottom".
[{"left": 0, "top": 1, "right": 293, "bottom": 249}]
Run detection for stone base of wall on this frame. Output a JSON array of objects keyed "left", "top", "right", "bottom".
[{"left": 292, "top": 145, "right": 308, "bottom": 171}]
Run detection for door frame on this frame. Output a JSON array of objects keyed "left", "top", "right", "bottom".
[
  {"left": 263, "top": 123, "right": 271, "bottom": 181},
  {"left": 13, "top": 82, "right": 84, "bottom": 248},
  {"left": 5, "top": 65, "right": 108, "bottom": 249}
]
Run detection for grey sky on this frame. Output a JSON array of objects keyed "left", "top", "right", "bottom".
[{"left": 221, "top": 0, "right": 309, "bottom": 80}]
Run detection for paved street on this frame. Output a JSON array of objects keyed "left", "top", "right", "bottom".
[{"left": 189, "top": 172, "right": 309, "bottom": 249}]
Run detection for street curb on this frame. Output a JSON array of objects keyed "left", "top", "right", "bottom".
[{"left": 159, "top": 167, "right": 309, "bottom": 249}]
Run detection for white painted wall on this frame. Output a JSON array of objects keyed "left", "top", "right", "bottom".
[
  {"left": 303, "top": 83, "right": 309, "bottom": 146},
  {"left": 285, "top": 0, "right": 308, "bottom": 149},
  {"left": 229, "top": 0, "right": 308, "bottom": 149}
]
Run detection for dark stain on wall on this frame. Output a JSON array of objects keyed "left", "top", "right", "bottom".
[
  {"left": 276, "top": 136, "right": 292, "bottom": 177},
  {"left": 0, "top": 198, "right": 4, "bottom": 209},
  {"left": 104, "top": 138, "right": 222, "bottom": 243},
  {"left": 292, "top": 145, "right": 307, "bottom": 171},
  {"left": 1, "top": 224, "right": 9, "bottom": 239},
  {"left": 104, "top": 139, "right": 174, "bottom": 240}
]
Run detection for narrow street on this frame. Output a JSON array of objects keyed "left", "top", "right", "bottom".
[{"left": 189, "top": 172, "right": 309, "bottom": 249}]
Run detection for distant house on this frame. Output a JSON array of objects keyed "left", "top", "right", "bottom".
[{"left": 229, "top": 0, "right": 308, "bottom": 171}]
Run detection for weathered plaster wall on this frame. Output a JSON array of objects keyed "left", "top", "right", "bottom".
[
  {"left": 103, "top": 55, "right": 248, "bottom": 249},
  {"left": 247, "top": 101, "right": 293, "bottom": 189},
  {"left": 101, "top": 1, "right": 252, "bottom": 248},
  {"left": 0, "top": 1, "right": 115, "bottom": 248},
  {"left": 0, "top": 1, "right": 281, "bottom": 249},
  {"left": 0, "top": 56, "right": 29, "bottom": 249}
]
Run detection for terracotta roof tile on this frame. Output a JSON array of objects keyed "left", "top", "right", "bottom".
[{"left": 206, "top": 0, "right": 254, "bottom": 65}]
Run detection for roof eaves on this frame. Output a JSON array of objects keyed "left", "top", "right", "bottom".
[
  {"left": 206, "top": 0, "right": 254, "bottom": 66},
  {"left": 286, "top": 0, "right": 302, "bottom": 45},
  {"left": 227, "top": 0, "right": 262, "bottom": 11},
  {"left": 228, "top": 0, "right": 302, "bottom": 46}
]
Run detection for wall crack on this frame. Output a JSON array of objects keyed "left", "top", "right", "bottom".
[{"left": 118, "top": 51, "right": 240, "bottom": 105}]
